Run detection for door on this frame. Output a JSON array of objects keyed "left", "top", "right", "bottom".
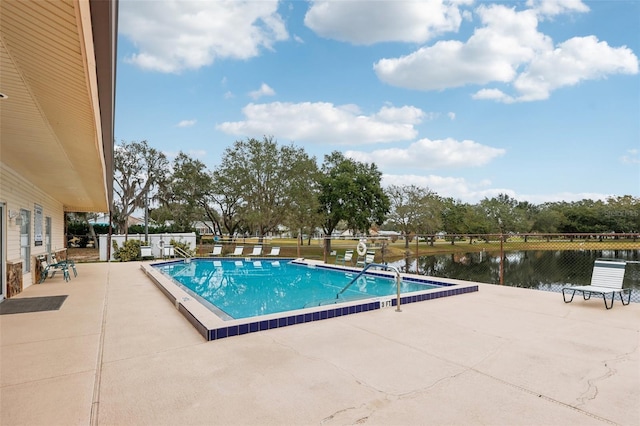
[
  {"left": 20, "top": 209, "right": 31, "bottom": 273},
  {"left": 0, "top": 203, "right": 5, "bottom": 298}
]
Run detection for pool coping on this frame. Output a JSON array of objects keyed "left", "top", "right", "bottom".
[{"left": 140, "top": 257, "right": 479, "bottom": 341}]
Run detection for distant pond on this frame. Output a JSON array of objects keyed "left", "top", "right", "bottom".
[{"left": 388, "top": 249, "right": 640, "bottom": 302}]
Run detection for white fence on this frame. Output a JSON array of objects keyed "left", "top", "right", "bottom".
[{"left": 99, "top": 233, "right": 197, "bottom": 261}]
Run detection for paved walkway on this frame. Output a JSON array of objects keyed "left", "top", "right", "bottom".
[{"left": 1, "top": 262, "right": 638, "bottom": 425}]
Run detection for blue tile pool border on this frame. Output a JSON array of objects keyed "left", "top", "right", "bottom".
[{"left": 142, "top": 258, "right": 479, "bottom": 341}]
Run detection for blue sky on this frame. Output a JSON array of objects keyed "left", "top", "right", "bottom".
[{"left": 115, "top": 0, "right": 639, "bottom": 204}]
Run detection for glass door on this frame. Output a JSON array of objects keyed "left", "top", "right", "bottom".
[
  {"left": 20, "top": 209, "right": 31, "bottom": 273},
  {"left": 0, "top": 203, "right": 5, "bottom": 298}
]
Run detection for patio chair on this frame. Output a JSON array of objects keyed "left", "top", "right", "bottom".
[
  {"left": 50, "top": 253, "right": 77, "bottom": 278},
  {"left": 356, "top": 250, "right": 376, "bottom": 268},
  {"left": 229, "top": 246, "right": 244, "bottom": 256},
  {"left": 249, "top": 245, "right": 262, "bottom": 256},
  {"left": 562, "top": 258, "right": 631, "bottom": 309},
  {"left": 336, "top": 250, "right": 354, "bottom": 266},
  {"left": 37, "top": 255, "right": 70, "bottom": 283},
  {"left": 209, "top": 245, "right": 223, "bottom": 256},
  {"left": 267, "top": 246, "right": 280, "bottom": 256}
]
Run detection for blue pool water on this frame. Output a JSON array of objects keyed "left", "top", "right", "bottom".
[{"left": 154, "top": 259, "right": 439, "bottom": 319}]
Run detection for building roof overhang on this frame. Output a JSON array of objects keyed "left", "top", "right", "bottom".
[{"left": 0, "top": 0, "right": 118, "bottom": 212}]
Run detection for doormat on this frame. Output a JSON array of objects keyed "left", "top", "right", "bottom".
[{"left": 0, "top": 295, "right": 68, "bottom": 315}]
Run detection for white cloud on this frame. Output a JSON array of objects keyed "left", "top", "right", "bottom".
[
  {"left": 374, "top": 6, "right": 550, "bottom": 90},
  {"left": 216, "top": 102, "right": 425, "bottom": 144},
  {"left": 518, "top": 192, "right": 611, "bottom": 204},
  {"left": 526, "top": 0, "right": 590, "bottom": 17},
  {"left": 164, "top": 149, "right": 207, "bottom": 163},
  {"left": 305, "top": 0, "right": 470, "bottom": 45},
  {"left": 187, "top": 149, "right": 207, "bottom": 159},
  {"left": 373, "top": 105, "right": 425, "bottom": 124},
  {"left": 345, "top": 138, "right": 505, "bottom": 169},
  {"left": 447, "top": 112, "right": 456, "bottom": 120},
  {"left": 508, "top": 36, "right": 639, "bottom": 102},
  {"left": 472, "top": 88, "right": 514, "bottom": 103},
  {"left": 382, "top": 174, "right": 612, "bottom": 204},
  {"left": 120, "top": 1, "right": 288, "bottom": 73},
  {"left": 374, "top": 3, "right": 639, "bottom": 102},
  {"left": 249, "top": 83, "right": 276, "bottom": 100},
  {"left": 382, "top": 173, "right": 514, "bottom": 203},
  {"left": 177, "top": 119, "right": 196, "bottom": 128},
  {"left": 621, "top": 149, "right": 640, "bottom": 164}
]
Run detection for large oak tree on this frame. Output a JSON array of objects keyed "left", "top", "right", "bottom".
[{"left": 318, "top": 151, "right": 390, "bottom": 254}]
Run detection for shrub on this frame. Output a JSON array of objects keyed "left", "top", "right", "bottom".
[
  {"left": 170, "top": 239, "right": 195, "bottom": 256},
  {"left": 112, "top": 239, "right": 142, "bottom": 262}
]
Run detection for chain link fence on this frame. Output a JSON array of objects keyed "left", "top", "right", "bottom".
[
  {"left": 198, "top": 233, "right": 639, "bottom": 302},
  {"left": 208, "top": 234, "right": 640, "bottom": 302},
  {"left": 358, "top": 233, "right": 640, "bottom": 302}
]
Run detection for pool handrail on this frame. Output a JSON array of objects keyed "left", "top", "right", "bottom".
[
  {"left": 174, "top": 246, "right": 192, "bottom": 262},
  {"left": 338, "top": 263, "right": 403, "bottom": 312}
]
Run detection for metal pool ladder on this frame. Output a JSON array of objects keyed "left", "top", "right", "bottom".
[
  {"left": 337, "top": 263, "right": 403, "bottom": 312},
  {"left": 174, "top": 246, "right": 192, "bottom": 263}
]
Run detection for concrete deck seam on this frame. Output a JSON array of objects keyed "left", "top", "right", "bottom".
[
  {"left": 90, "top": 264, "right": 110, "bottom": 426},
  {"left": 0, "top": 369, "right": 98, "bottom": 389},
  {"left": 270, "top": 322, "right": 470, "bottom": 399},
  {"left": 317, "top": 320, "right": 619, "bottom": 424},
  {"left": 467, "top": 367, "right": 619, "bottom": 425}
]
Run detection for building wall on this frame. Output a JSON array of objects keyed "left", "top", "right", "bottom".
[{"left": 1, "top": 163, "right": 66, "bottom": 292}]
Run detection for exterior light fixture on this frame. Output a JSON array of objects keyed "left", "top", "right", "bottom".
[{"left": 8, "top": 209, "right": 21, "bottom": 226}]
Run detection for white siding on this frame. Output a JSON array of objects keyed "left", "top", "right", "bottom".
[{"left": 1, "top": 163, "right": 65, "bottom": 288}]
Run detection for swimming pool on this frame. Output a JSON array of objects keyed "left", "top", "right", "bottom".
[
  {"left": 153, "top": 259, "right": 440, "bottom": 319},
  {"left": 142, "top": 258, "right": 478, "bottom": 341}
]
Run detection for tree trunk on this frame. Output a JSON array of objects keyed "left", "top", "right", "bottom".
[{"left": 85, "top": 217, "right": 99, "bottom": 248}]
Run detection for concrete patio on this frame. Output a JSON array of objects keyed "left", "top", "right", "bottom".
[{"left": 1, "top": 262, "right": 638, "bottom": 425}]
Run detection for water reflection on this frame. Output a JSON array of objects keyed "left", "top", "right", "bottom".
[{"left": 389, "top": 249, "right": 640, "bottom": 292}]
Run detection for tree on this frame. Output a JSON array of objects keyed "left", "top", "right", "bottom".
[
  {"left": 210, "top": 168, "right": 245, "bottom": 237},
  {"left": 318, "top": 151, "right": 390, "bottom": 253},
  {"left": 605, "top": 195, "right": 640, "bottom": 233},
  {"left": 557, "top": 199, "right": 609, "bottom": 233},
  {"left": 213, "top": 136, "right": 316, "bottom": 241},
  {"left": 66, "top": 212, "right": 99, "bottom": 248},
  {"left": 164, "top": 152, "right": 222, "bottom": 234},
  {"left": 463, "top": 204, "right": 493, "bottom": 236},
  {"left": 441, "top": 198, "right": 470, "bottom": 235},
  {"left": 386, "top": 184, "right": 442, "bottom": 248},
  {"left": 282, "top": 150, "right": 322, "bottom": 252},
  {"left": 479, "top": 194, "right": 527, "bottom": 234},
  {"left": 531, "top": 203, "right": 565, "bottom": 233},
  {"left": 112, "top": 140, "right": 169, "bottom": 236}
]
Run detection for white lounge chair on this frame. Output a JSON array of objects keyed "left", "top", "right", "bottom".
[
  {"left": 562, "top": 259, "right": 631, "bottom": 309},
  {"left": 336, "top": 250, "right": 354, "bottom": 266},
  {"left": 356, "top": 250, "right": 376, "bottom": 268},
  {"left": 249, "top": 245, "right": 262, "bottom": 256},
  {"left": 209, "top": 245, "right": 223, "bottom": 256},
  {"left": 267, "top": 246, "right": 280, "bottom": 256},
  {"left": 230, "top": 246, "right": 244, "bottom": 256}
]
